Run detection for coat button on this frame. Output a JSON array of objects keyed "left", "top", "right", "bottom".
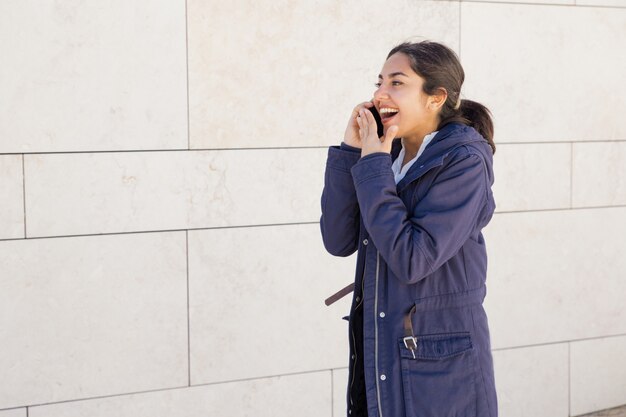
[
  {"left": 351, "top": 354, "right": 355, "bottom": 360},
  {"left": 363, "top": 239, "right": 368, "bottom": 245},
  {"left": 379, "top": 311, "right": 385, "bottom": 318},
  {"left": 356, "top": 296, "right": 360, "bottom": 302},
  {"left": 380, "top": 374, "right": 386, "bottom": 381}
]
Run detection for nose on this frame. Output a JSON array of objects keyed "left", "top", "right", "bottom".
[{"left": 373, "top": 85, "right": 390, "bottom": 104}]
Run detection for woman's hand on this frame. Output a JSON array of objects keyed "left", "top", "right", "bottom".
[
  {"left": 357, "top": 107, "right": 398, "bottom": 157},
  {"left": 343, "top": 101, "right": 376, "bottom": 149}
]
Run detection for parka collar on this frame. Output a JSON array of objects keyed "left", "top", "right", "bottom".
[{"left": 391, "top": 122, "right": 489, "bottom": 192}]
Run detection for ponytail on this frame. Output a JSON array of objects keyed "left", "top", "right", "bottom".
[{"left": 438, "top": 98, "right": 496, "bottom": 154}]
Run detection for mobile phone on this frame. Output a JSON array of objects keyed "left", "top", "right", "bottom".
[{"left": 368, "top": 103, "right": 385, "bottom": 138}]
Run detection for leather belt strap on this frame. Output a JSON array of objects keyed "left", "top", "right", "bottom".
[
  {"left": 403, "top": 305, "right": 418, "bottom": 358},
  {"left": 324, "top": 282, "right": 355, "bottom": 306}
]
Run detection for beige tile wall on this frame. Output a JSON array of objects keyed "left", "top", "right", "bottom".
[
  {"left": 188, "top": 224, "right": 354, "bottom": 384},
  {"left": 492, "top": 343, "right": 570, "bottom": 417},
  {"left": 28, "top": 372, "right": 331, "bottom": 417},
  {"left": 0, "top": 0, "right": 188, "bottom": 153},
  {"left": 22, "top": 149, "right": 327, "bottom": 237},
  {"left": 0, "top": 155, "right": 24, "bottom": 239},
  {"left": 570, "top": 335, "right": 626, "bottom": 416},
  {"left": 483, "top": 207, "right": 626, "bottom": 349},
  {"left": 0, "top": 232, "right": 188, "bottom": 408},
  {"left": 187, "top": 0, "right": 460, "bottom": 149},
  {"left": 1, "top": 0, "right": 624, "bottom": 416},
  {"left": 0, "top": 409, "right": 26, "bottom": 417},
  {"left": 460, "top": 2, "right": 626, "bottom": 143}
]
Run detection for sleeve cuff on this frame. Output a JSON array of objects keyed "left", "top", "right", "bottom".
[
  {"left": 340, "top": 142, "right": 361, "bottom": 153},
  {"left": 327, "top": 145, "right": 362, "bottom": 173},
  {"left": 350, "top": 153, "right": 393, "bottom": 185}
]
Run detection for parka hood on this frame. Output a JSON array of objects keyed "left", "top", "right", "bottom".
[
  {"left": 391, "top": 122, "right": 490, "bottom": 162},
  {"left": 391, "top": 122, "right": 493, "bottom": 193}
]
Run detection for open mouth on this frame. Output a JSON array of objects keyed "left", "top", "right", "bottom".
[{"left": 379, "top": 107, "right": 399, "bottom": 124}]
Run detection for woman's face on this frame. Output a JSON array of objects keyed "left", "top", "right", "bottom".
[{"left": 373, "top": 52, "right": 444, "bottom": 139}]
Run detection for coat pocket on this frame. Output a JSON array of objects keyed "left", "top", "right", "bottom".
[{"left": 398, "top": 331, "right": 477, "bottom": 417}]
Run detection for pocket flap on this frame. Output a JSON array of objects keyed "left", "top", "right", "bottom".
[{"left": 398, "top": 331, "right": 473, "bottom": 360}]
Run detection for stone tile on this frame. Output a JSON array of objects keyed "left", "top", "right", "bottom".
[
  {"left": 461, "top": 2, "right": 626, "bottom": 142},
  {"left": 572, "top": 142, "right": 626, "bottom": 207},
  {"left": 333, "top": 368, "right": 349, "bottom": 417},
  {"left": 482, "top": 207, "right": 626, "bottom": 349},
  {"left": 188, "top": 224, "right": 355, "bottom": 384},
  {"left": 0, "top": 1, "right": 187, "bottom": 153},
  {"left": 0, "top": 232, "right": 187, "bottom": 409},
  {"left": 29, "top": 371, "right": 331, "bottom": 417},
  {"left": 492, "top": 343, "right": 569, "bottom": 417},
  {"left": 493, "top": 143, "right": 571, "bottom": 212},
  {"left": 0, "top": 155, "right": 24, "bottom": 239},
  {"left": 24, "top": 148, "right": 326, "bottom": 238},
  {"left": 0, "top": 408, "right": 27, "bottom": 417},
  {"left": 187, "top": 0, "right": 459, "bottom": 149},
  {"left": 571, "top": 336, "right": 626, "bottom": 416}
]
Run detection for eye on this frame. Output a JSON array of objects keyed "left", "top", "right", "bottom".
[{"left": 374, "top": 81, "right": 403, "bottom": 88}]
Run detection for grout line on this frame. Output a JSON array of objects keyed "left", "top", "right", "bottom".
[
  {"left": 186, "top": 230, "right": 191, "bottom": 387},
  {"left": 331, "top": 369, "right": 334, "bottom": 417},
  {"left": 0, "top": 145, "right": 330, "bottom": 156},
  {"left": 0, "top": 140, "right": 624, "bottom": 157},
  {"left": 491, "top": 332, "right": 626, "bottom": 352},
  {"left": 460, "top": 0, "right": 625, "bottom": 9},
  {"left": 568, "top": 342, "right": 571, "bottom": 416},
  {"left": 495, "top": 140, "right": 626, "bottom": 145},
  {"left": 0, "top": 222, "right": 321, "bottom": 242},
  {"left": 22, "top": 154, "right": 27, "bottom": 238},
  {"left": 570, "top": 142, "right": 574, "bottom": 208},
  {"left": 1, "top": 369, "right": 334, "bottom": 411},
  {"left": 184, "top": 0, "right": 190, "bottom": 151},
  {"left": 4, "top": 384, "right": 192, "bottom": 411},
  {"left": 494, "top": 204, "right": 626, "bottom": 215},
  {"left": 459, "top": 0, "right": 462, "bottom": 58},
  {"left": 3, "top": 203, "right": 626, "bottom": 243}
]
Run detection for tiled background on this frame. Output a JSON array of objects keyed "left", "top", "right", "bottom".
[{"left": 1, "top": 1, "right": 625, "bottom": 416}]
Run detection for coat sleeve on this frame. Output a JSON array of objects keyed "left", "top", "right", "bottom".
[
  {"left": 319, "top": 143, "right": 363, "bottom": 257},
  {"left": 350, "top": 148, "right": 489, "bottom": 284}
]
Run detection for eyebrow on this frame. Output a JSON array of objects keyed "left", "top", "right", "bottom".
[{"left": 378, "top": 72, "right": 409, "bottom": 79}]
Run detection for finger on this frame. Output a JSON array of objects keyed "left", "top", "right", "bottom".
[
  {"left": 362, "top": 108, "right": 376, "bottom": 130},
  {"left": 359, "top": 109, "right": 369, "bottom": 138},
  {"left": 382, "top": 125, "right": 399, "bottom": 151},
  {"left": 384, "top": 125, "right": 399, "bottom": 142},
  {"left": 357, "top": 111, "right": 365, "bottom": 139},
  {"left": 353, "top": 101, "right": 374, "bottom": 117}
]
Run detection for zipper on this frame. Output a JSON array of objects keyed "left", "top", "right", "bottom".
[
  {"left": 374, "top": 250, "right": 383, "bottom": 417},
  {"left": 349, "top": 259, "right": 366, "bottom": 409}
]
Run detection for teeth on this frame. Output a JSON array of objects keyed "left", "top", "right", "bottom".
[{"left": 380, "top": 107, "right": 399, "bottom": 114}]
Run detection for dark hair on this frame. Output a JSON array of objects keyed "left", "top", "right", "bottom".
[{"left": 387, "top": 40, "right": 496, "bottom": 154}]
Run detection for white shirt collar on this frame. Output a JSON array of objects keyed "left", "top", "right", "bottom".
[{"left": 391, "top": 131, "right": 439, "bottom": 184}]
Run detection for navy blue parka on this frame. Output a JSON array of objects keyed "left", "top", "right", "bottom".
[{"left": 320, "top": 122, "right": 498, "bottom": 417}]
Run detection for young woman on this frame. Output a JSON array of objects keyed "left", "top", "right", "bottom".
[{"left": 320, "top": 40, "right": 498, "bottom": 417}]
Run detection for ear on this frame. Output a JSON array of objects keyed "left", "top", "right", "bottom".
[{"left": 429, "top": 87, "right": 448, "bottom": 111}]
